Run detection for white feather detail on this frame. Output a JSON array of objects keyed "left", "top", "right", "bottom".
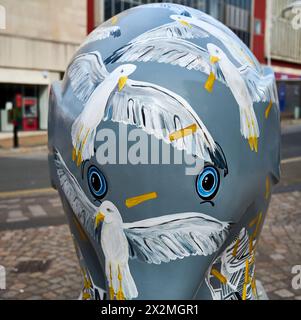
[
  {"left": 104, "top": 79, "right": 217, "bottom": 162},
  {"left": 221, "top": 228, "right": 254, "bottom": 274},
  {"left": 105, "top": 37, "right": 226, "bottom": 83},
  {"left": 239, "top": 65, "right": 279, "bottom": 104},
  {"left": 53, "top": 149, "right": 97, "bottom": 237},
  {"left": 66, "top": 51, "right": 109, "bottom": 103},
  {"left": 124, "top": 212, "right": 230, "bottom": 264},
  {"left": 131, "top": 21, "right": 208, "bottom": 40}
]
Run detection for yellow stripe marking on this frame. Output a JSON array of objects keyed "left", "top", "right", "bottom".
[
  {"left": 179, "top": 19, "right": 192, "bottom": 28},
  {"left": 111, "top": 16, "right": 118, "bottom": 25},
  {"left": 204, "top": 72, "right": 216, "bottom": 93},
  {"left": 265, "top": 101, "right": 273, "bottom": 119},
  {"left": 251, "top": 274, "right": 257, "bottom": 297},
  {"left": 249, "top": 235, "right": 254, "bottom": 254},
  {"left": 169, "top": 124, "right": 197, "bottom": 142},
  {"left": 118, "top": 76, "right": 128, "bottom": 91},
  {"left": 248, "top": 136, "right": 258, "bottom": 153},
  {"left": 250, "top": 253, "right": 255, "bottom": 265},
  {"left": 232, "top": 238, "right": 240, "bottom": 257},
  {"left": 73, "top": 216, "right": 87, "bottom": 241},
  {"left": 253, "top": 212, "right": 262, "bottom": 238},
  {"left": 116, "top": 265, "right": 125, "bottom": 300},
  {"left": 265, "top": 176, "right": 270, "bottom": 200},
  {"left": 84, "top": 275, "right": 92, "bottom": 289},
  {"left": 211, "top": 268, "right": 227, "bottom": 284},
  {"left": 72, "top": 148, "right": 77, "bottom": 161},
  {"left": 242, "top": 283, "right": 247, "bottom": 300},
  {"left": 0, "top": 187, "right": 56, "bottom": 199},
  {"left": 245, "top": 259, "right": 250, "bottom": 284},
  {"left": 82, "top": 292, "right": 91, "bottom": 300},
  {"left": 125, "top": 192, "right": 157, "bottom": 208}
]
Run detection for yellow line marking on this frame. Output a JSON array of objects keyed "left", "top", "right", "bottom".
[
  {"left": 169, "top": 124, "right": 197, "bottom": 142},
  {"left": 251, "top": 277, "right": 257, "bottom": 297},
  {"left": 111, "top": 16, "right": 118, "bottom": 25},
  {"left": 249, "top": 235, "right": 254, "bottom": 254},
  {"left": 125, "top": 192, "right": 157, "bottom": 208},
  {"left": 0, "top": 187, "right": 57, "bottom": 199},
  {"left": 210, "top": 56, "right": 220, "bottom": 64},
  {"left": 232, "top": 238, "right": 240, "bottom": 257},
  {"left": 210, "top": 268, "right": 227, "bottom": 284},
  {"left": 73, "top": 216, "right": 88, "bottom": 241},
  {"left": 253, "top": 212, "right": 262, "bottom": 238},
  {"left": 265, "top": 101, "right": 273, "bottom": 119},
  {"left": 204, "top": 72, "right": 216, "bottom": 93},
  {"left": 265, "top": 176, "right": 270, "bottom": 200},
  {"left": 82, "top": 292, "right": 91, "bottom": 300},
  {"left": 249, "top": 215, "right": 259, "bottom": 228},
  {"left": 179, "top": 19, "right": 192, "bottom": 28},
  {"left": 245, "top": 259, "right": 250, "bottom": 284},
  {"left": 109, "top": 263, "right": 115, "bottom": 300},
  {"left": 242, "top": 283, "right": 247, "bottom": 300}
]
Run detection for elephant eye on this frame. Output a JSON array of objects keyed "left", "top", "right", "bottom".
[
  {"left": 87, "top": 166, "right": 107, "bottom": 199},
  {"left": 196, "top": 166, "right": 220, "bottom": 200}
]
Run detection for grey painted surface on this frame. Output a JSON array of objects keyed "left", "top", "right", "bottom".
[{"left": 48, "top": 4, "right": 280, "bottom": 300}]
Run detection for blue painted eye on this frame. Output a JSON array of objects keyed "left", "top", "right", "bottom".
[
  {"left": 87, "top": 166, "right": 107, "bottom": 199},
  {"left": 196, "top": 166, "right": 220, "bottom": 200}
]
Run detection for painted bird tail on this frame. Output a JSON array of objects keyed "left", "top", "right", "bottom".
[
  {"left": 71, "top": 116, "right": 96, "bottom": 165},
  {"left": 121, "top": 264, "right": 138, "bottom": 300},
  {"left": 239, "top": 105, "right": 260, "bottom": 152}
]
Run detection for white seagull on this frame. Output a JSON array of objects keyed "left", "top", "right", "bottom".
[
  {"left": 207, "top": 43, "right": 260, "bottom": 151},
  {"left": 54, "top": 149, "right": 231, "bottom": 300},
  {"left": 105, "top": 15, "right": 277, "bottom": 105},
  {"left": 170, "top": 14, "right": 259, "bottom": 69},
  {"left": 66, "top": 51, "right": 219, "bottom": 165}
]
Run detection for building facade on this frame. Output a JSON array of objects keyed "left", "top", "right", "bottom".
[
  {"left": 91, "top": 0, "right": 253, "bottom": 46},
  {"left": 0, "top": 0, "right": 86, "bottom": 132},
  {"left": 253, "top": 0, "right": 301, "bottom": 116},
  {"left": 1, "top": 0, "right": 299, "bottom": 133}
]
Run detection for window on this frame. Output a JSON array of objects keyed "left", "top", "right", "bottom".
[{"left": 104, "top": 0, "right": 251, "bottom": 46}]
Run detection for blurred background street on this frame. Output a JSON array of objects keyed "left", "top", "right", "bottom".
[{"left": 0, "top": 0, "right": 301, "bottom": 300}]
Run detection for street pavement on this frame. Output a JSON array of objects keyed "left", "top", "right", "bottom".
[{"left": 0, "top": 127, "right": 300, "bottom": 300}]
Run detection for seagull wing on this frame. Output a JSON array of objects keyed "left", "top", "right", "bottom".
[
  {"left": 53, "top": 148, "right": 97, "bottom": 235},
  {"left": 105, "top": 37, "right": 225, "bottom": 84},
  {"left": 239, "top": 65, "right": 279, "bottom": 104},
  {"left": 79, "top": 26, "right": 121, "bottom": 49},
  {"left": 105, "top": 78, "right": 217, "bottom": 162},
  {"left": 123, "top": 212, "right": 230, "bottom": 264},
  {"left": 128, "top": 21, "right": 208, "bottom": 40},
  {"left": 64, "top": 51, "right": 109, "bottom": 103}
]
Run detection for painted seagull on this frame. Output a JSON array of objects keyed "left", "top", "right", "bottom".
[
  {"left": 54, "top": 149, "right": 231, "bottom": 300},
  {"left": 105, "top": 18, "right": 278, "bottom": 151},
  {"left": 207, "top": 43, "right": 259, "bottom": 151},
  {"left": 66, "top": 51, "right": 220, "bottom": 165},
  {"left": 78, "top": 25, "right": 121, "bottom": 50}
]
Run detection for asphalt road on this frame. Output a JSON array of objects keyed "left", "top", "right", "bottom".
[{"left": 0, "top": 151, "right": 50, "bottom": 193}]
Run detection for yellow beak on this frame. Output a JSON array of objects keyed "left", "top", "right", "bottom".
[
  {"left": 118, "top": 76, "right": 128, "bottom": 91},
  {"left": 210, "top": 55, "right": 220, "bottom": 64},
  {"left": 179, "top": 19, "right": 192, "bottom": 28},
  {"left": 94, "top": 211, "right": 105, "bottom": 229}
]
